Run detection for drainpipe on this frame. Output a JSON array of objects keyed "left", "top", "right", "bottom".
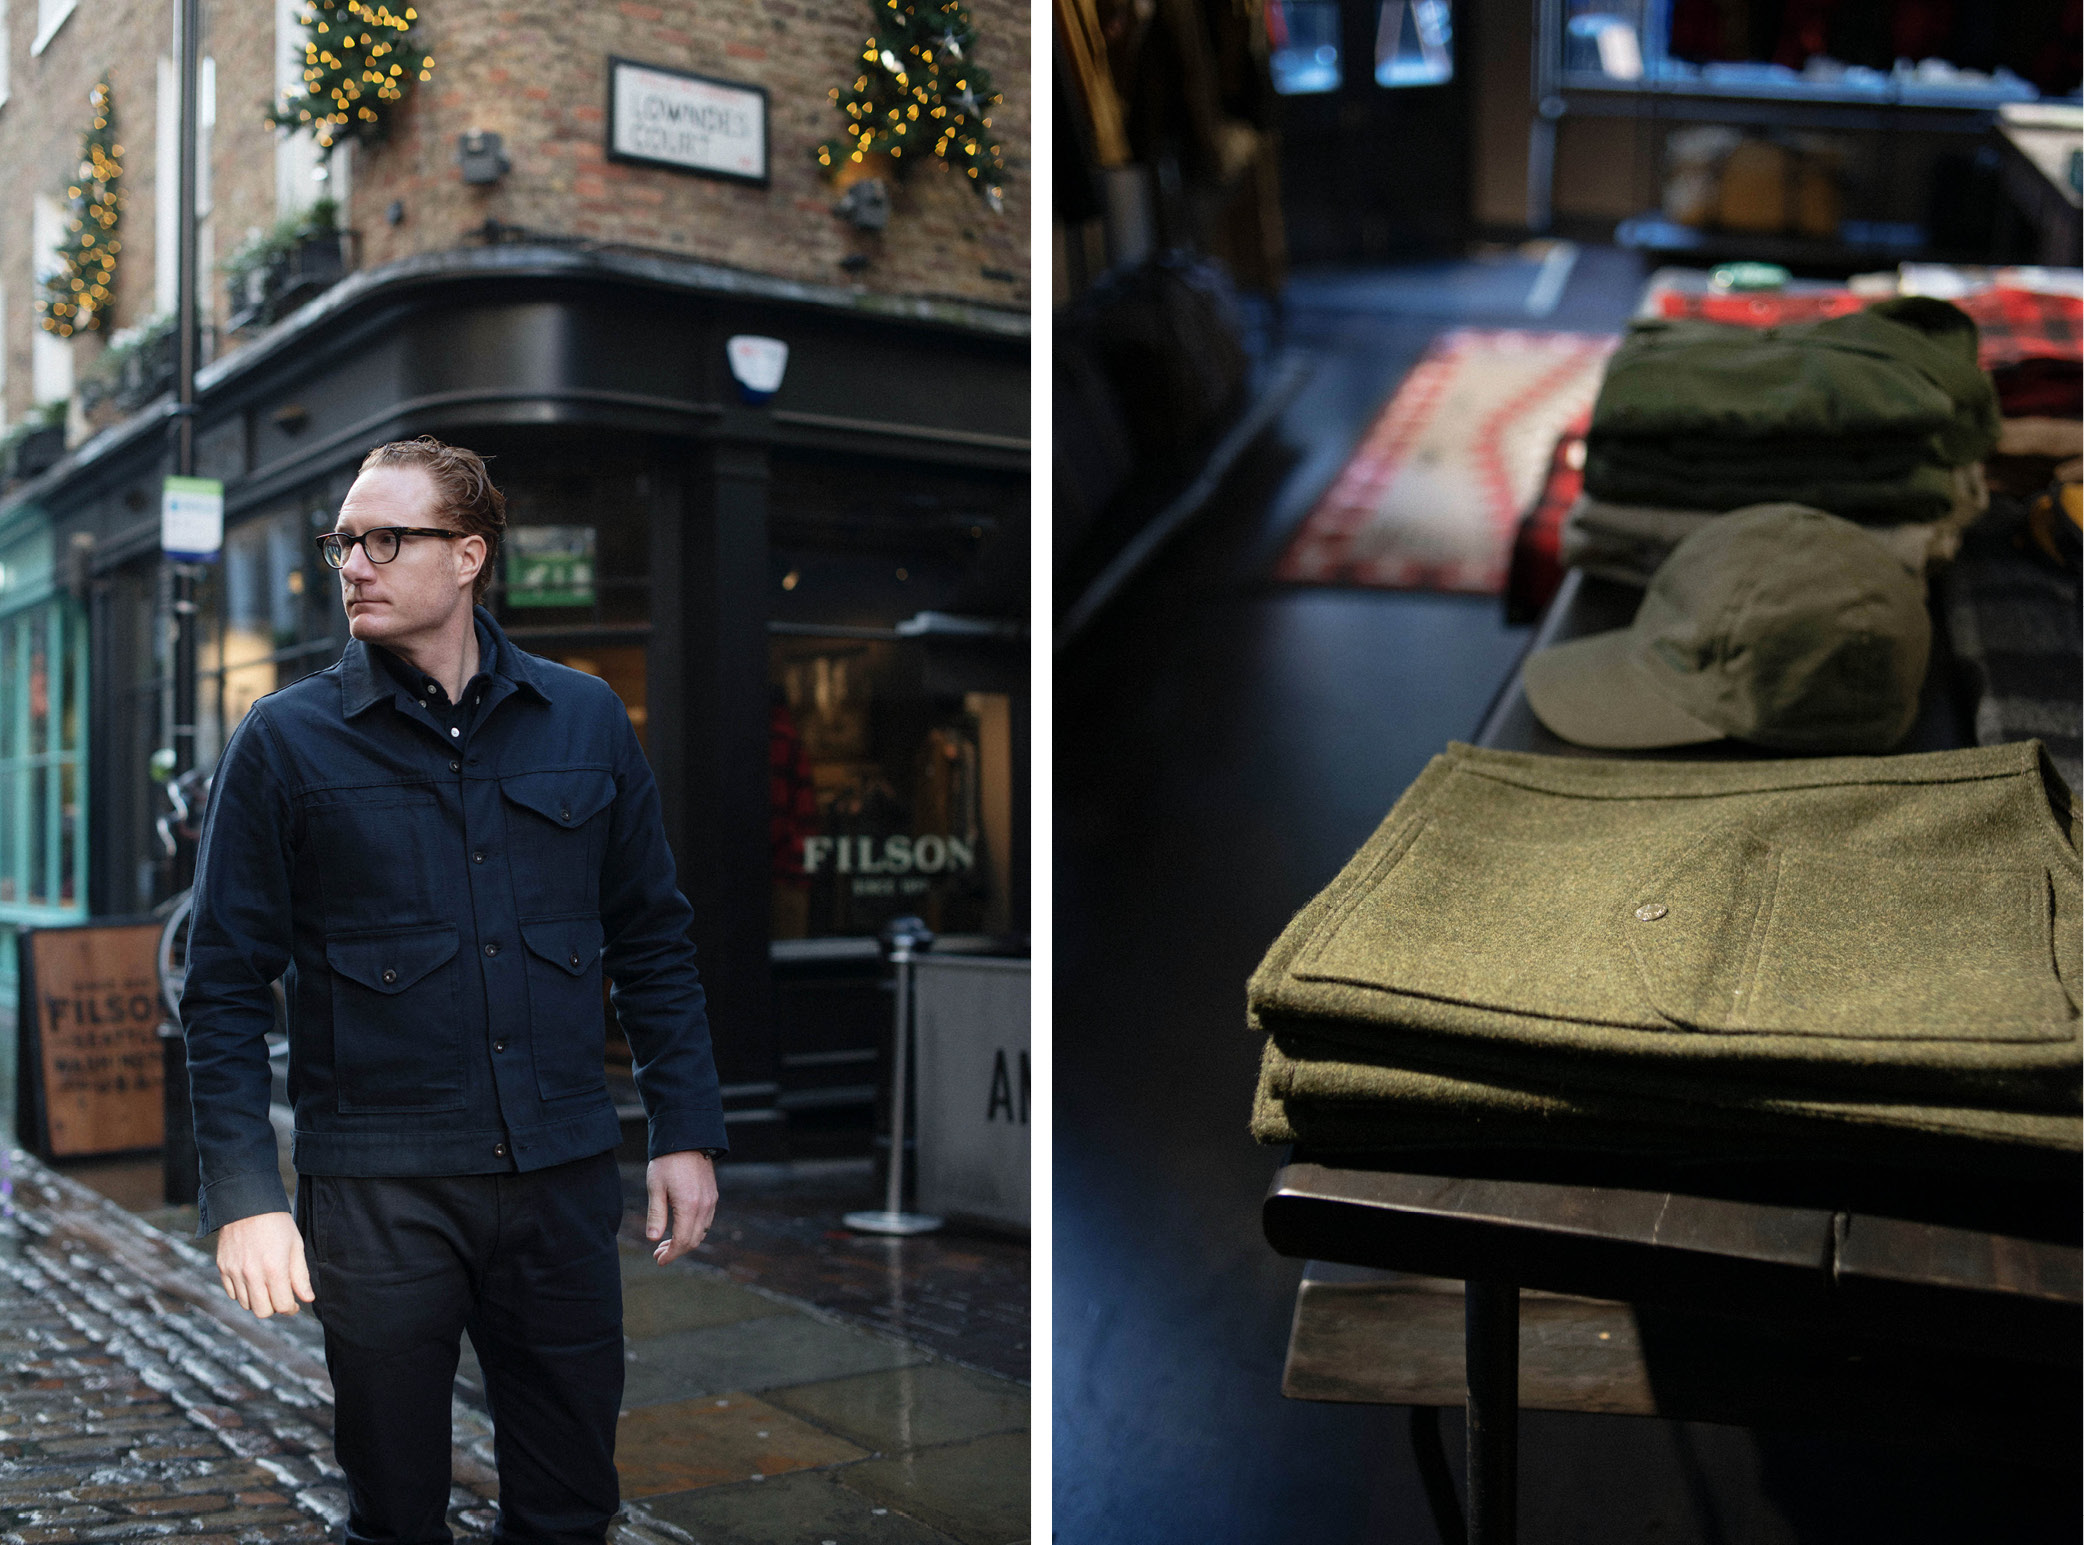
[
  {"left": 161, "top": 0, "right": 203, "bottom": 1208},
  {"left": 169, "top": 0, "right": 201, "bottom": 798}
]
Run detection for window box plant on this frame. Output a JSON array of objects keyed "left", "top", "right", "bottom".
[
  {"left": 78, "top": 314, "right": 177, "bottom": 415},
  {"left": 222, "top": 198, "right": 348, "bottom": 332},
  {"left": 1, "top": 405, "right": 69, "bottom": 485}
]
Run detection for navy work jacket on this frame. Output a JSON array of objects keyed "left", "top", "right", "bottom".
[{"left": 182, "top": 607, "right": 726, "bottom": 1235}]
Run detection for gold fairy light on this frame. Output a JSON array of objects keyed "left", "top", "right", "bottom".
[
  {"left": 41, "top": 77, "right": 122, "bottom": 335},
  {"left": 816, "top": 0, "right": 1008, "bottom": 210}
]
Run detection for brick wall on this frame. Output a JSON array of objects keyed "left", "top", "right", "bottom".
[
  {"left": 0, "top": 0, "right": 1029, "bottom": 430},
  {"left": 348, "top": 0, "right": 1031, "bottom": 305},
  {"left": 0, "top": 0, "right": 162, "bottom": 420}
]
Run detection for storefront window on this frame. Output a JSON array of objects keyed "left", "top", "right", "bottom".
[
  {"left": 1376, "top": 0, "right": 1452, "bottom": 88},
  {"left": 768, "top": 454, "right": 1025, "bottom": 945},
  {"left": 493, "top": 469, "right": 652, "bottom": 631},
  {"left": 194, "top": 497, "right": 347, "bottom": 765},
  {"left": 487, "top": 462, "right": 654, "bottom": 748},
  {"left": 0, "top": 525, "right": 87, "bottom": 921},
  {"left": 1269, "top": 0, "right": 1343, "bottom": 94}
]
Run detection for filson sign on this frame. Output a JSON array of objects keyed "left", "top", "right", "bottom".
[
  {"left": 802, "top": 833, "right": 978, "bottom": 901},
  {"left": 17, "top": 922, "right": 165, "bottom": 1159},
  {"left": 607, "top": 58, "right": 768, "bottom": 185},
  {"left": 800, "top": 834, "right": 977, "bottom": 876}
]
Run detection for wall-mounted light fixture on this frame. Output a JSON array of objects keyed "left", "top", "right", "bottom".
[
  {"left": 458, "top": 130, "right": 510, "bottom": 185},
  {"left": 726, "top": 336, "right": 789, "bottom": 405},
  {"left": 834, "top": 179, "right": 890, "bottom": 232}
]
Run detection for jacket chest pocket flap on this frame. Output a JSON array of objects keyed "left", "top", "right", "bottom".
[
  {"left": 1629, "top": 835, "right": 2071, "bottom": 1043},
  {"left": 501, "top": 769, "right": 616, "bottom": 830},
  {"left": 500, "top": 770, "right": 616, "bottom": 915}
]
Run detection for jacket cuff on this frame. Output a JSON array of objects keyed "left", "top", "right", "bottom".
[
  {"left": 195, "top": 1170, "right": 292, "bottom": 1238},
  {"left": 647, "top": 1113, "right": 728, "bottom": 1162}
]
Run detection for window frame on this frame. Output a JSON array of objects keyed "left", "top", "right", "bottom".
[
  {"left": 30, "top": 0, "right": 74, "bottom": 57},
  {"left": 0, "top": 537, "right": 89, "bottom": 928}
]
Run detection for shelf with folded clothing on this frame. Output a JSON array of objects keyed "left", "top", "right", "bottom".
[
  {"left": 1502, "top": 263, "right": 2082, "bottom": 802},
  {"left": 1527, "top": 0, "right": 2075, "bottom": 267},
  {"left": 1258, "top": 573, "right": 2081, "bottom": 1542},
  {"left": 1252, "top": 254, "right": 2081, "bottom": 1539}
]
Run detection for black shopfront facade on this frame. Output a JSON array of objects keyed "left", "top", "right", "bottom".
[{"left": 17, "top": 246, "right": 1029, "bottom": 1160}]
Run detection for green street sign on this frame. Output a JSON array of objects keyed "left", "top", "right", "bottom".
[{"left": 505, "top": 524, "right": 595, "bottom": 606}]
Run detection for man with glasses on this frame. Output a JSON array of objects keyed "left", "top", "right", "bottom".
[{"left": 181, "top": 436, "right": 727, "bottom": 1544}]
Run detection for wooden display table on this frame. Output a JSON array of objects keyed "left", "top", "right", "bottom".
[{"left": 1265, "top": 567, "right": 2081, "bottom": 1544}]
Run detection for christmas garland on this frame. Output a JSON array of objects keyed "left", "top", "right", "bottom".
[
  {"left": 266, "top": 0, "right": 434, "bottom": 150},
  {"left": 39, "top": 78, "right": 122, "bottom": 338},
  {"left": 817, "top": 0, "right": 1007, "bottom": 212}
]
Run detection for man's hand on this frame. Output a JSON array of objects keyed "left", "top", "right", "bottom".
[
  {"left": 645, "top": 1150, "right": 719, "bottom": 1266},
  {"left": 215, "top": 1211, "right": 314, "bottom": 1318}
]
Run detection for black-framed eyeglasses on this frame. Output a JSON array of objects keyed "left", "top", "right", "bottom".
[{"left": 316, "top": 526, "right": 466, "bottom": 568}]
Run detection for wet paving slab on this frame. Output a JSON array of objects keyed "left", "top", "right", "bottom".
[
  {"left": 629, "top": 1161, "right": 1030, "bottom": 1384},
  {"left": 22, "top": 1151, "right": 1029, "bottom": 1545}
]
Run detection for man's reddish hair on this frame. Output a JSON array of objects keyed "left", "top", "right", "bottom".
[{"left": 357, "top": 436, "right": 507, "bottom": 603}]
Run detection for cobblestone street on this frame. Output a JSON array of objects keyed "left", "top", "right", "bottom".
[{"left": 0, "top": 1154, "right": 1028, "bottom": 1545}]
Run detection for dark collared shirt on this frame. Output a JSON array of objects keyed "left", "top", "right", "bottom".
[
  {"left": 182, "top": 606, "right": 727, "bottom": 1234},
  {"left": 374, "top": 616, "right": 495, "bottom": 748}
]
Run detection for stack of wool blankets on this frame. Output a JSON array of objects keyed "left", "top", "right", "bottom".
[
  {"left": 1560, "top": 297, "right": 2001, "bottom": 584},
  {"left": 1248, "top": 741, "right": 2082, "bottom": 1182}
]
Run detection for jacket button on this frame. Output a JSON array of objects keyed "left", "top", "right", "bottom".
[
  {"left": 381, "top": 969, "right": 397, "bottom": 984},
  {"left": 1635, "top": 904, "right": 1669, "bottom": 922},
  {"left": 449, "top": 760, "right": 461, "bottom": 773},
  {"left": 560, "top": 808, "right": 571, "bottom": 822},
  {"left": 494, "top": 1039, "right": 507, "bottom": 1053},
  {"left": 570, "top": 952, "right": 581, "bottom": 968},
  {"left": 472, "top": 850, "right": 486, "bottom": 863},
  {"left": 494, "top": 1142, "right": 508, "bottom": 1158},
  {"left": 484, "top": 942, "right": 501, "bottom": 957}
]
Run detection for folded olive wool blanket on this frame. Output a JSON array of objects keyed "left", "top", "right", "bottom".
[
  {"left": 1558, "top": 482, "right": 1986, "bottom": 589},
  {"left": 1248, "top": 741, "right": 2082, "bottom": 1171},
  {"left": 1583, "top": 298, "right": 2003, "bottom": 522}
]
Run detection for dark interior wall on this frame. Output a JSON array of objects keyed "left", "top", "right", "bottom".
[
  {"left": 1471, "top": 0, "right": 1539, "bottom": 230},
  {"left": 1469, "top": 0, "right": 1656, "bottom": 230}
]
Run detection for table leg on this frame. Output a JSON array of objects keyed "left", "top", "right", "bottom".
[
  {"left": 1409, "top": 1406, "right": 1466, "bottom": 1545},
  {"left": 1465, "top": 1279, "right": 1519, "bottom": 1545}
]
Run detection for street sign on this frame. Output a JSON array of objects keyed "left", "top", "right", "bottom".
[
  {"left": 607, "top": 57, "right": 768, "bottom": 185},
  {"left": 160, "top": 475, "right": 223, "bottom": 560},
  {"left": 505, "top": 525, "right": 596, "bottom": 607}
]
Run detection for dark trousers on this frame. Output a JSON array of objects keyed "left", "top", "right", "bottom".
[{"left": 294, "top": 1151, "right": 626, "bottom": 1545}]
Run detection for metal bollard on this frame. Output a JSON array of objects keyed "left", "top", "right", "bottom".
[{"left": 845, "top": 915, "right": 944, "bottom": 1236}]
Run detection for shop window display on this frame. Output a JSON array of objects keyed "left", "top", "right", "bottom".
[
  {"left": 193, "top": 498, "right": 347, "bottom": 767},
  {"left": 493, "top": 470, "right": 650, "bottom": 631},
  {"left": 768, "top": 454, "right": 1024, "bottom": 945},
  {"left": 0, "top": 592, "right": 86, "bottom": 914},
  {"left": 770, "top": 638, "right": 1011, "bottom": 940}
]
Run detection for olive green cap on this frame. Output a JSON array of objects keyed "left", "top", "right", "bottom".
[{"left": 1523, "top": 504, "right": 1931, "bottom": 753}]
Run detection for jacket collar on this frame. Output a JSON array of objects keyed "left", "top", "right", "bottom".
[{"left": 340, "top": 606, "right": 552, "bottom": 718}]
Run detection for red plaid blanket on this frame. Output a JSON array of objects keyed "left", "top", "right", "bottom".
[{"left": 1653, "top": 284, "right": 2083, "bottom": 368}]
